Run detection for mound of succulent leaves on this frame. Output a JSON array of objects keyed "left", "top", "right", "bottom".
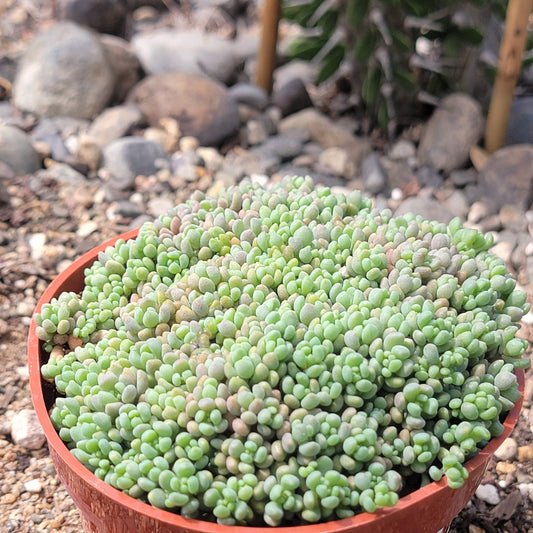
[{"left": 36, "top": 176, "right": 529, "bottom": 526}]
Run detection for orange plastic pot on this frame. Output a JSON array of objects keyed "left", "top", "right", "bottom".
[{"left": 28, "top": 229, "right": 524, "bottom": 533}]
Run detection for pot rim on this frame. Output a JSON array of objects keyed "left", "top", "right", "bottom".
[{"left": 28, "top": 228, "right": 525, "bottom": 532}]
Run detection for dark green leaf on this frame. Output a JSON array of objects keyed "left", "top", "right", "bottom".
[
  {"left": 288, "top": 36, "right": 327, "bottom": 60},
  {"left": 377, "top": 102, "right": 389, "bottom": 130},
  {"left": 458, "top": 26, "right": 484, "bottom": 45},
  {"left": 442, "top": 32, "right": 461, "bottom": 57},
  {"left": 393, "top": 67, "right": 415, "bottom": 89},
  {"left": 346, "top": 0, "right": 370, "bottom": 26},
  {"left": 361, "top": 66, "right": 382, "bottom": 105},
  {"left": 316, "top": 9, "right": 339, "bottom": 37},
  {"left": 317, "top": 44, "right": 346, "bottom": 82},
  {"left": 282, "top": 0, "right": 324, "bottom": 27},
  {"left": 354, "top": 29, "right": 377, "bottom": 64},
  {"left": 391, "top": 29, "right": 412, "bottom": 53}
]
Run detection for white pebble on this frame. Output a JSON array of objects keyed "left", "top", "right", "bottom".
[
  {"left": 494, "top": 437, "right": 518, "bottom": 461},
  {"left": 23, "top": 479, "right": 43, "bottom": 493},
  {"left": 518, "top": 483, "right": 533, "bottom": 502},
  {"left": 391, "top": 187, "right": 403, "bottom": 201},
  {"left": 475, "top": 483, "right": 501, "bottom": 505},
  {"left": 11, "top": 409, "right": 46, "bottom": 450}
]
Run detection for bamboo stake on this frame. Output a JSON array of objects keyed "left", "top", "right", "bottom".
[
  {"left": 256, "top": 0, "right": 282, "bottom": 94},
  {"left": 485, "top": 0, "right": 533, "bottom": 153}
]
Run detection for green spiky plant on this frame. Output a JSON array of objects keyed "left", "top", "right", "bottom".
[{"left": 283, "top": 1, "right": 512, "bottom": 135}]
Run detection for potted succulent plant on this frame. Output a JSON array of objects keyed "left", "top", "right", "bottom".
[{"left": 28, "top": 176, "right": 527, "bottom": 533}]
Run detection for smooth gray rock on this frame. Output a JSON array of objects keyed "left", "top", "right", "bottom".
[
  {"left": 362, "top": 152, "right": 388, "bottom": 194},
  {"left": 0, "top": 125, "right": 40, "bottom": 175},
  {"left": 87, "top": 105, "right": 144, "bottom": 146},
  {"left": 418, "top": 93, "right": 483, "bottom": 172},
  {"left": 128, "top": 73, "right": 240, "bottom": 146},
  {"left": 478, "top": 145, "right": 533, "bottom": 210},
  {"left": 505, "top": 97, "right": 533, "bottom": 146},
  {"left": 132, "top": 30, "right": 240, "bottom": 85},
  {"left": 13, "top": 22, "right": 114, "bottom": 120},
  {"left": 99, "top": 35, "right": 142, "bottom": 103},
  {"left": 228, "top": 83, "right": 268, "bottom": 110},
  {"left": 417, "top": 166, "right": 444, "bottom": 189},
  {"left": 33, "top": 163, "right": 87, "bottom": 186},
  {"left": 279, "top": 109, "right": 370, "bottom": 166},
  {"left": 56, "top": 0, "right": 128, "bottom": 36},
  {"left": 272, "top": 78, "right": 312, "bottom": 117},
  {"left": 254, "top": 135, "right": 304, "bottom": 161},
  {"left": 394, "top": 191, "right": 455, "bottom": 224},
  {"left": 103, "top": 136, "right": 168, "bottom": 190}
]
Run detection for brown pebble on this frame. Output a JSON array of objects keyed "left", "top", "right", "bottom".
[
  {"left": 518, "top": 445, "right": 533, "bottom": 463},
  {"left": 496, "top": 461, "right": 516, "bottom": 475},
  {"left": 469, "top": 525, "right": 486, "bottom": 533}
]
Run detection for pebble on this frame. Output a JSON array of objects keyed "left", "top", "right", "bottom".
[
  {"left": 319, "top": 147, "right": 355, "bottom": 178},
  {"left": 255, "top": 135, "right": 304, "bottom": 161},
  {"left": 22, "top": 479, "right": 43, "bottom": 494},
  {"left": 518, "top": 445, "right": 533, "bottom": 462},
  {"left": 500, "top": 204, "right": 528, "bottom": 232},
  {"left": 128, "top": 73, "right": 240, "bottom": 146},
  {"left": 56, "top": 0, "right": 128, "bottom": 36},
  {"left": 418, "top": 93, "right": 484, "bottom": 172},
  {"left": 505, "top": 96, "right": 533, "bottom": 145},
  {"left": 0, "top": 125, "right": 41, "bottom": 175},
  {"left": 389, "top": 139, "right": 416, "bottom": 160},
  {"left": 272, "top": 78, "right": 313, "bottom": 117},
  {"left": 468, "top": 199, "right": 499, "bottom": 223},
  {"left": 132, "top": 30, "right": 240, "bottom": 85},
  {"left": 518, "top": 483, "right": 533, "bottom": 502},
  {"left": 443, "top": 189, "right": 469, "bottom": 220},
  {"left": 196, "top": 147, "right": 224, "bottom": 171},
  {"left": 102, "top": 136, "right": 169, "bottom": 191},
  {"left": 478, "top": 145, "right": 533, "bottom": 210},
  {"left": 11, "top": 410, "right": 46, "bottom": 450},
  {"left": 99, "top": 34, "right": 142, "bottom": 103},
  {"left": 246, "top": 119, "right": 268, "bottom": 145},
  {"left": 228, "top": 83, "right": 269, "bottom": 110},
  {"left": 147, "top": 197, "right": 175, "bottom": 218},
  {"left": 395, "top": 191, "right": 455, "bottom": 224},
  {"left": 13, "top": 22, "right": 114, "bottom": 120},
  {"left": 475, "top": 483, "right": 501, "bottom": 505},
  {"left": 362, "top": 152, "right": 387, "bottom": 194},
  {"left": 468, "top": 525, "right": 486, "bottom": 533},
  {"left": 450, "top": 169, "right": 477, "bottom": 187},
  {"left": 417, "top": 166, "right": 444, "bottom": 189},
  {"left": 278, "top": 108, "right": 370, "bottom": 166},
  {"left": 77, "top": 221, "right": 98, "bottom": 238}
]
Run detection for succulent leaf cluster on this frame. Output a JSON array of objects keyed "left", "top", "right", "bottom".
[{"left": 37, "top": 176, "right": 529, "bottom": 525}]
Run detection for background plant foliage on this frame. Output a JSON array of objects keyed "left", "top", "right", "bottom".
[{"left": 283, "top": 0, "right": 514, "bottom": 134}]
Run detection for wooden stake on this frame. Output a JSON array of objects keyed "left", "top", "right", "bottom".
[
  {"left": 485, "top": 0, "right": 533, "bottom": 153},
  {"left": 256, "top": 0, "right": 282, "bottom": 94}
]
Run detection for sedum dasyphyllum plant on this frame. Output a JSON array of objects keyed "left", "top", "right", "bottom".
[{"left": 36, "top": 176, "right": 529, "bottom": 526}]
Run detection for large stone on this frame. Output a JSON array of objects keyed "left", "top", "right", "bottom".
[
  {"left": 478, "top": 145, "right": 533, "bottom": 210},
  {"left": 127, "top": 73, "right": 240, "bottom": 146},
  {"left": 99, "top": 35, "right": 142, "bottom": 103},
  {"left": 102, "top": 136, "right": 168, "bottom": 190},
  {"left": 278, "top": 108, "right": 370, "bottom": 166},
  {"left": 418, "top": 93, "right": 484, "bottom": 172},
  {"left": 56, "top": 0, "right": 129, "bottom": 36},
  {"left": 132, "top": 30, "right": 240, "bottom": 85},
  {"left": 394, "top": 190, "right": 455, "bottom": 224},
  {"left": 13, "top": 22, "right": 115, "bottom": 120},
  {"left": 0, "top": 125, "right": 40, "bottom": 175}
]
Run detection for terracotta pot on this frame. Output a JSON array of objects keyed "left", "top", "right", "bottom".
[{"left": 28, "top": 229, "right": 524, "bottom": 533}]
